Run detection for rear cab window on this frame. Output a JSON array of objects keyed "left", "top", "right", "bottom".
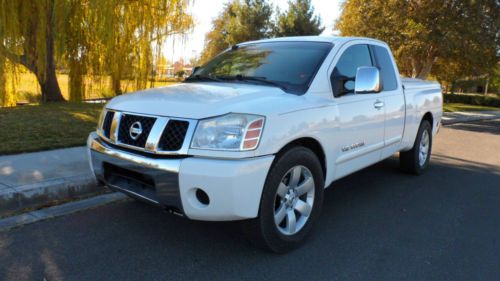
[{"left": 370, "top": 45, "right": 399, "bottom": 91}]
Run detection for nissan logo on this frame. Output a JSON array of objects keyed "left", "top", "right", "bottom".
[{"left": 129, "top": 121, "right": 143, "bottom": 140}]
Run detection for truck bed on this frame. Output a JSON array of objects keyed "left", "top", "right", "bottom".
[{"left": 401, "top": 77, "right": 441, "bottom": 91}]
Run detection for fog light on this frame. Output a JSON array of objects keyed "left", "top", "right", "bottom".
[{"left": 195, "top": 188, "right": 210, "bottom": 206}]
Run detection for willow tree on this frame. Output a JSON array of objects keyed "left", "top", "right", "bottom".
[
  {"left": 0, "top": 0, "right": 193, "bottom": 103},
  {"left": 87, "top": 0, "right": 193, "bottom": 95},
  {"left": 0, "top": 55, "right": 14, "bottom": 106},
  {"left": 0, "top": 0, "right": 65, "bottom": 102}
]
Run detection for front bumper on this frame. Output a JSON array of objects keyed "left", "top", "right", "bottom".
[{"left": 87, "top": 132, "right": 274, "bottom": 221}]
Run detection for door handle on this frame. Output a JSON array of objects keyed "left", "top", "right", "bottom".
[{"left": 374, "top": 100, "right": 384, "bottom": 109}]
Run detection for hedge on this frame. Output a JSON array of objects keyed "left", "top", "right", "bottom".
[{"left": 443, "top": 93, "right": 500, "bottom": 107}]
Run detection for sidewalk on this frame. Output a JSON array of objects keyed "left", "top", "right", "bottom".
[
  {"left": 442, "top": 110, "right": 500, "bottom": 125},
  {"left": 0, "top": 147, "right": 101, "bottom": 217}
]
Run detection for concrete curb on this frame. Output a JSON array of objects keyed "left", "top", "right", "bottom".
[
  {"left": 0, "top": 174, "right": 101, "bottom": 217},
  {"left": 0, "top": 192, "right": 127, "bottom": 232}
]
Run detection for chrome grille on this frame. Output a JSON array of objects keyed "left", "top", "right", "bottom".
[
  {"left": 99, "top": 110, "right": 196, "bottom": 155},
  {"left": 117, "top": 114, "right": 156, "bottom": 148}
]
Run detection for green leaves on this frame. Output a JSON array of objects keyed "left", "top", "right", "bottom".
[
  {"left": 273, "top": 0, "right": 324, "bottom": 37},
  {"left": 200, "top": 0, "right": 273, "bottom": 64},
  {"left": 336, "top": 0, "right": 499, "bottom": 83},
  {"left": 200, "top": 0, "right": 325, "bottom": 64}
]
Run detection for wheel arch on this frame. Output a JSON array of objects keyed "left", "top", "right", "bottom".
[
  {"left": 273, "top": 137, "right": 327, "bottom": 179},
  {"left": 422, "top": 111, "right": 434, "bottom": 129}
]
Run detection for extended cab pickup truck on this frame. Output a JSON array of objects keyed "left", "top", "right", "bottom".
[{"left": 87, "top": 36, "right": 442, "bottom": 252}]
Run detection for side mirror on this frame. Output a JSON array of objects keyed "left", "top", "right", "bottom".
[{"left": 355, "top": 66, "right": 381, "bottom": 94}]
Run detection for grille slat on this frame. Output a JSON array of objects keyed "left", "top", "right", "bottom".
[
  {"left": 102, "top": 111, "right": 115, "bottom": 138},
  {"left": 158, "top": 120, "right": 189, "bottom": 151},
  {"left": 117, "top": 114, "right": 156, "bottom": 148}
]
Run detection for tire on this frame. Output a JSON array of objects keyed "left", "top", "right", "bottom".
[
  {"left": 242, "top": 146, "right": 324, "bottom": 253},
  {"left": 400, "top": 120, "right": 432, "bottom": 175}
]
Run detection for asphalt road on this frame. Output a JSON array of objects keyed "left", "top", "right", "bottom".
[{"left": 1, "top": 120, "right": 499, "bottom": 281}]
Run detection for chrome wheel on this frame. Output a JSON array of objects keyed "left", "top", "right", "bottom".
[
  {"left": 273, "top": 165, "right": 315, "bottom": 236},
  {"left": 419, "top": 130, "right": 430, "bottom": 167}
]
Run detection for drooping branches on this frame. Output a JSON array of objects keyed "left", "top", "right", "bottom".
[
  {"left": 0, "top": 0, "right": 65, "bottom": 102},
  {"left": 86, "top": 0, "right": 194, "bottom": 96},
  {"left": 0, "top": 0, "right": 194, "bottom": 103}
]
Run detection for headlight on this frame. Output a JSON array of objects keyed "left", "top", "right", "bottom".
[{"left": 191, "top": 113, "right": 265, "bottom": 151}]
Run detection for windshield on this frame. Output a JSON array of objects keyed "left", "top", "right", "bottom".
[{"left": 188, "top": 41, "right": 333, "bottom": 95}]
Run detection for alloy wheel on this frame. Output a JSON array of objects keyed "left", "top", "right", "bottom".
[{"left": 273, "top": 165, "right": 315, "bottom": 236}]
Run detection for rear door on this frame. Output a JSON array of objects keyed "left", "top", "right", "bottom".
[
  {"left": 329, "top": 43, "right": 385, "bottom": 179},
  {"left": 369, "top": 44, "right": 405, "bottom": 159}
]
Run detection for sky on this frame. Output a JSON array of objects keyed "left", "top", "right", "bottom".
[{"left": 164, "top": 0, "right": 344, "bottom": 62}]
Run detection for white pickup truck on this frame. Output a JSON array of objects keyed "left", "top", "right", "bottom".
[{"left": 87, "top": 36, "right": 442, "bottom": 252}]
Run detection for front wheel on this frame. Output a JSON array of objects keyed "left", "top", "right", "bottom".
[
  {"left": 242, "top": 147, "right": 324, "bottom": 253},
  {"left": 400, "top": 120, "right": 433, "bottom": 175}
]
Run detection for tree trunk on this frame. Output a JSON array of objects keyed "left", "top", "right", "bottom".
[
  {"left": 416, "top": 55, "right": 437, "bottom": 80},
  {"left": 37, "top": 63, "right": 64, "bottom": 102},
  {"left": 484, "top": 77, "right": 489, "bottom": 95},
  {"left": 0, "top": 57, "right": 16, "bottom": 107},
  {"left": 69, "top": 60, "right": 84, "bottom": 101},
  {"left": 111, "top": 75, "right": 122, "bottom": 96},
  {"left": 39, "top": 0, "right": 65, "bottom": 102}
]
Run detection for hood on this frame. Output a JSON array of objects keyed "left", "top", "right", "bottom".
[{"left": 106, "top": 82, "right": 310, "bottom": 119}]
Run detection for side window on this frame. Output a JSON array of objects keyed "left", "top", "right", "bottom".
[
  {"left": 331, "top": 44, "right": 372, "bottom": 97},
  {"left": 372, "top": 45, "right": 398, "bottom": 91}
]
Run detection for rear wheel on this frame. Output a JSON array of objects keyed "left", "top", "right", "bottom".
[
  {"left": 242, "top": 147, "right": 324, "bottom": 253},
  {"left": 400, "top": 120, "right": 432, "bottom": 175}
]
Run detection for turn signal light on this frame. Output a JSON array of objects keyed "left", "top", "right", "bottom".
[{"left": 242, "top": 118, "right": 264, "bottom": 150}]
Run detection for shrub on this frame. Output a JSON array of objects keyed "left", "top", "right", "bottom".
[{"left": 443, "top": 93, "right": 500, "bottom": 108}]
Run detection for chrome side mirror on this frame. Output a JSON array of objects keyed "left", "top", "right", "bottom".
[{"left": 355, "top": 66, "right": 381, "bottom": 94}]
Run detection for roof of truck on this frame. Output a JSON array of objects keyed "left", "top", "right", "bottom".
[{"left": 239, "top": 36, "right": 387, "bottom": 46}]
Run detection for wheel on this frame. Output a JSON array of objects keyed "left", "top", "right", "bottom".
[
  {"left": 400, "top": 120, "right": 432, "bottom": 175},
  {"left": 242, "top": 146, "right": 324, "bottom": 253}
]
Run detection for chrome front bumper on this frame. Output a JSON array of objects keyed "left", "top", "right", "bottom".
[
  {"left": 87, "top": 132, "right": 184, "bottom": 213},
  {"left": 88, "top": 132, "right": 275, "bottom": 221}
]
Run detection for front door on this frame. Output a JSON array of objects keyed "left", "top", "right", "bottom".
[{"left": 329, "top": 43, "right": 385, "bottom": 179}]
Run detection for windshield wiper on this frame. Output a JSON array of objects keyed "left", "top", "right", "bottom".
[
  {"left": 216, "top": 75, "right": 288, "bottom": 92},
  {"left": 185, "top": 75, "right": 223, "bottom": 82}
]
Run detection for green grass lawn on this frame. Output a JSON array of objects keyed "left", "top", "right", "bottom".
[
  {"left": 12, "top": 72, "right": 180, "bottom": 103},
  {"left": 443, "top": 103, "right": 500, "bottom": 112},
  {"left": 0, "top": 103, "right": 102, "bottom": 155}
]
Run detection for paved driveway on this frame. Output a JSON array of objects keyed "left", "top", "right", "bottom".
[{"left": 1, "top": 120, "right": 499, "bottom": 281}]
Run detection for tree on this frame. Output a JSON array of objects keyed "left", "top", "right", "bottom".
[
  {"left": 72, "top": 0, "right": 194, "bottom": 96},
  {"left": 0, "top": 55, "right": 14, "bottom": 107},
  {"left": 0, "top": 0, "right": 193, "bottom": 102},
  {"left": 336, "top": 0, "right": 499, "bottom": 80},
  {"left": 176, "top": 70, "right": 186, "bottom": 78},
  {"left": 0, "top": 0, "right": 65, "bottom": 102},
  {"left": 200, "top": 0, "right": 273, "bottom": 64},
  {"left": 273, "top": 0, "right": 324, "bottom": 37},
  {"left": 489, "top": 66, "right": 500, "bottom": 94}
]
